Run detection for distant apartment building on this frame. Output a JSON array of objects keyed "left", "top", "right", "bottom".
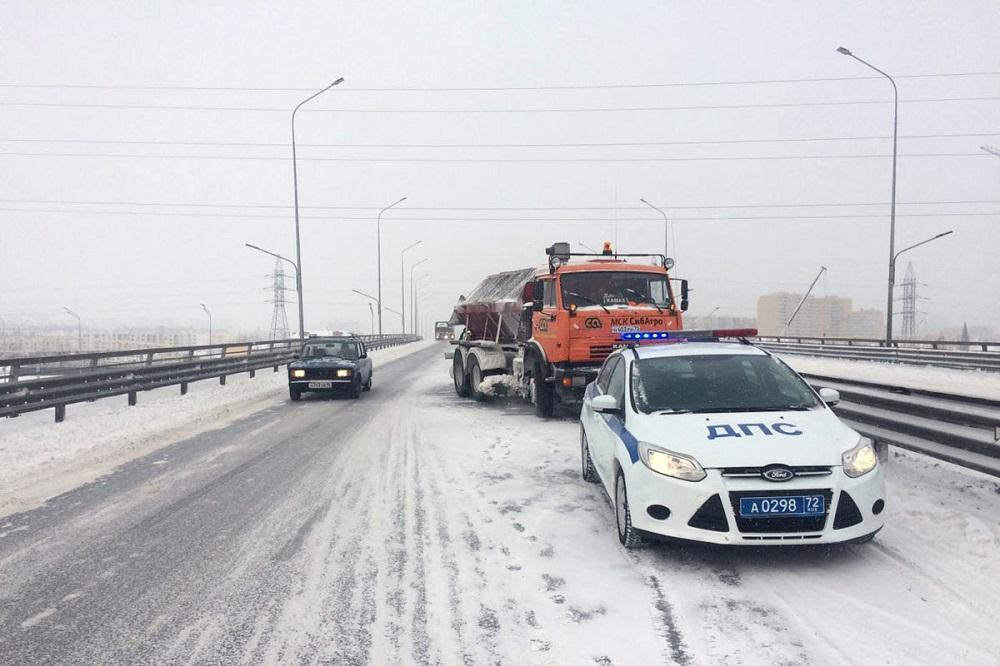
[
  {"left": 757, "top": 293, "right": 880, "bottom": 338},
  {"left": 0, "top": 326, "right": 200, "bottom": 356}
]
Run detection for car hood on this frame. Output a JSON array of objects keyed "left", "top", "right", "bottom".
[
  {"left": 626, "top": 408, "right": 859, "bottom": 468},
  {"left": 290, "top": 357, "right": 358, "bottom": 369}
]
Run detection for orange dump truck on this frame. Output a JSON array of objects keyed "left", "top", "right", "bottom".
[{"left": 448, "top": 241, "right": 688, "bottom": 417}]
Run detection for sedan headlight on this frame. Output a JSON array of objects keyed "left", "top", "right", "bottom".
[
  {"left": 842, "top": 436, "right": 878, "bottom": 478},
  {"left": 639, "top": 442, "right": 706, "bottom": 482},
  {"left": 336, "top": 369, "right": 352, "bottom": 378},
  {"left": 291, "top": 369, "right": 306, "bottom": 378}
]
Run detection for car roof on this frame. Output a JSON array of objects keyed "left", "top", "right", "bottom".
[
  {"left": 625, "top": 341, "right": 768, "bottom": 361},
  {"left": 305, "top": 336, "right": 360, "bottom": 343}
]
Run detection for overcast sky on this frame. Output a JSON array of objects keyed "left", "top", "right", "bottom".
[{"left": 2, "top": 1, "right": 998, "bottom": 338}]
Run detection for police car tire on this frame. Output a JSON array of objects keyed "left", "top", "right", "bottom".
[
  {"left": 615, "top": 470, "right": 643, "bottom": 549},
  {"left": 532, "top": 359, "right": 554, "bottom": 418},
  {"left": 469, "top": 357, "right": 487, "bottom": 402},
  {"left": 581, "top": 428, "right": 598, "bottom": 483},
  {"left": 453, "top": 354, "right": 471, "bottom": 398},
  {"left": 289, "top": 387, "right": 302, "bottom": 401}
]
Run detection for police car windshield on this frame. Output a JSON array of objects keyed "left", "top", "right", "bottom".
[
  {"left": 631, "top": 353, "right": 819, "bottom": 414},
  {"left": 561, "top": 272, "right": 671, "bottom": 309},
  {"left": 302, "top": 341, "right": 358, "bottom": 360}
]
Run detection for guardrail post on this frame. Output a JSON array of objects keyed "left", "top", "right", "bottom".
[
  {"left": 220, "top": 375, "right": 226, "bottom": 386},
  {"left": 250, "top": 369, "right": 256, "bottom": 378},
  {"left": 55, "top": 404, "right": 65, "bottom": 423},
  {"left": 180, "top": 382, "right": 188, "bottom": 395},
  {"left": 9, "top": 363, "right": 19, "bottom": 383},
  {"left": 146, "top": 352, "right": 155, "bottom": 366},
  {"left": 128, "top": 391, "right": 137, "bottom": 406}
]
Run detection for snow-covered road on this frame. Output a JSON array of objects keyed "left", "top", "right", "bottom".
[{"left": 1, "top": 343, "right": 998, "bottom": 664}]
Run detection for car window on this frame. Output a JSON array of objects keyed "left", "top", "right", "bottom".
[
  {"left": 542, "top": 279, "right": 557, "bottom": 307},
  {"left": 597, "top": 356, "right": 619, "bottom": 392},
  {"left": 302, "top": 341, "right": 358, "bottom": 360},
  {"left": 607, "top": 358, "right": 626, "bottom": 403}
]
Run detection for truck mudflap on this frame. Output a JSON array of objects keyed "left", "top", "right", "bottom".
[{"left": 551, "top": 365, "right": 601, "bottom": 402}]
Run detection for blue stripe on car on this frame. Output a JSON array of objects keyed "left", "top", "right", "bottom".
[{"left": 601, "top": 413, "right": 640, "bottom": 463}]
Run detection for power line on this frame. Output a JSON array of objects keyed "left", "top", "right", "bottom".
[
  {"left": 0, "top": 131, "right": 993, "bottom": 149},
  {"left": 1, "top": 71, "right": 997, "bottom": 92},
  {"left": 1, "top": 197, "right": 996, "bottom": 211},
  {"left": 0, "top": 151, "right": 984, "bottom": 163},
  {"left": 1, "top": 96, "right": 996, "bottom": 114},
  {"left": 1, "top": 207, "right": 995, "bottom": 222}
]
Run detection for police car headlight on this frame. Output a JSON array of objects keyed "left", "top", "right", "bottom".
[
  {"left": 842, "top": 436, "right": 878, "bottom": 478},
  {"left": 639, "top": 443, "right": 706, "bottom": 482},
  {"left": 291, "top": 369, "right": 306, "bottom": 378},
  {"left": 336, "top": 369, "right": 352, "bottom": 378}
]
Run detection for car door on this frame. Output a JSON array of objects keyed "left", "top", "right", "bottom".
[
  {"left": 588, "top": 355, "right": 621, "bottom": 490},
  {"left": 597, "top": 357, "right": 628, "bottom": 485},
  {"left": 358, "top": 342, "right": 371, "bottom": 382}
]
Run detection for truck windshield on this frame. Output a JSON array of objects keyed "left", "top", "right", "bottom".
[
  {"left": 631, "top": 354, "right": 820, "bottom": 414},
  {"left": 302, "top": 341, "right": 358, "bottom": 360},
  {"left": 561, "top": 271, "right": 671, "bottom": 309}
]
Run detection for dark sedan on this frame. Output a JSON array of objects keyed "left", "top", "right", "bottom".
[{"left": 287, "top": 336, "right": 373, "bottom": 400}]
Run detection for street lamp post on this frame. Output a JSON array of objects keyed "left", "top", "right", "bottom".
[
  {"left": 368, "top": 302, "right": 374, "bottom": 335},
  {"left": 639, "top": 198, "right": 669, "bottom": 259},
  {"left": 245, "top": 243, "right": 300, "bottom": 337},
  {"left": 400, "top": 240, "right": 423, "bottom": 334},
  {"left": 200, "top": 303, "right": 212, "bottom": 345},
  {"left": 376, "top": 196, "right": 407, "bottom": 336},
  {"left": 889, "top": 231, "right": 954, "bottom": 323},
  {"left": 291, "top": 77, "right": 344, "bottom": 340},
  {"left": 63, "top": 307, "right": 81, "bottom": 351},
  {"left": 837, "top": 46, "right": 899, "bottom": 341},
  {"left": 409, "top": 257, "right": 428, "bottom": 334},
  {"left": 414, "top": 273, "right": 430, "bottom": 338}
]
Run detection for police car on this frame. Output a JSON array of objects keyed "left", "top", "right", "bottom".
[{"left": 579, "top": 329, "right": 886, "bottom": 547}]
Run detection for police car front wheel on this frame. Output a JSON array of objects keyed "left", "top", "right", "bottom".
[{"left": 615, "top": 471, "right": 644, "bottom": 549}]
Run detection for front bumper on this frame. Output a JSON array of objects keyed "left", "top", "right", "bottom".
[
  {"left": 552, "top": 365, "right": 601, "bottom": 401},
  {"left": 624, "top": 464, "right": 886, "bottom": 546}
]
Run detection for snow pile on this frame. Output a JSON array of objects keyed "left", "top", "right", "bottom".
[
  {"left": 477, "top": 374, "right": 521, "bottom": 398},
  {"left": 781, "top": 354, "right": 1000, "bottom": 400},
  {"left": 0, "top": 340, "right": 435, "bottom": 518}
]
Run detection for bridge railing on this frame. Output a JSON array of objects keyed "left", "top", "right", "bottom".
[
  {"left": 0, "top": 334, "right": 419, "bottom": 422},
  {"left": 752, "top": 336, "right": 1000, "bottom": 372}
]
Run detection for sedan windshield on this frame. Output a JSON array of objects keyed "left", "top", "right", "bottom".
[
  {"left": 302, "top": 341, "right": 358, "bottom": 360},
  {"left": 631, "top": 353, "right": 819, "bottom": 414},
  {"left": 561, "top": 271, "right": 671, "bottom": 309}
]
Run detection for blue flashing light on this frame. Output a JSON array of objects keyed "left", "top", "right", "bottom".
[{"left": 621, "top": 331, "right": 674, "bottom": 342}]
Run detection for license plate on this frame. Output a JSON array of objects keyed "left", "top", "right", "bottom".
[
  {"left": 739, "top": 495, "right": 825, "bottom": 517},
  {"left": 307, "top": 381, "right": 333, "bottom": 389}
]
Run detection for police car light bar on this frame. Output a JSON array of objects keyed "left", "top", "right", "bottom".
[{"left": 619, "top": 328, "right": 758, "bottom": 342}]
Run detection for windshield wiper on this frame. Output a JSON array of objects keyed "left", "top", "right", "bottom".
[
  {"left": 565, "top": 291, "right": 610, "bottom": 313},
  {"left": 623, "top": 288, "right": 664, "bottom": 314},
  {"left": 749, "top": 404, "right": 814, "bottom": 412},
  {"left": 654, "top": 408, "right": 692, "bottom": 415}
]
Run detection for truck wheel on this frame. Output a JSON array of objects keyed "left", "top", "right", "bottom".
[
  {"left": 581, "top": 427, "right": 598, "bottom": 483},
  {"left": 469, "top": 357, "right": 488, "bottom": 402},
  {"left": 532, "top": 358, "right": 554, "bottom": 418},
  {"left": 453, "top": 353, "right": 470, "bottom": 398},
  {"left": 289, "top": 387, "right": 301, "bottom": 401},
  {"left": 615, "top": 470, "right": 643, "bottom": 549}
]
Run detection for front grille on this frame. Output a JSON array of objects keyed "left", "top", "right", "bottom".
[
  {"left": 687, "top": 494, "right": 729, "bottom": 532},
  {"left": 728, "top": 488, "right": 833, "bottom": 534},
  {"left": 302, "top": 368, "right": 349, "bottom": 380},
  {"left": 589, "top": 345, "right": 614, "bottom": 361},
  {"left": 833, "top": 491, "right": 864, "bottom": 529},
  {"left": 721, "top": 465, "right": 832, "bottom": 479}
]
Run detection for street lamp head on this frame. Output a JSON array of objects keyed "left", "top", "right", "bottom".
[
  {"left": 639, "top": 198, "right": 650, "bottom": 205},
  {"left": 332, "top": 77, "right": 345, "bottom": 86},
  {"left": 936, "top": 230, "right": 955, "bottom": 240},
  {"left": 836, "top": 46, "right": 852, "bottom": 56}
]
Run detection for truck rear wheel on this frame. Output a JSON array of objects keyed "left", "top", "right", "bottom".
[
  {"left": 453, "top": 353, "right": 470, "bottom": 398},
  {"left": 532, "top": 358, "right": 554, "bottom": 418},
  {"left": 469, "top": 357, "right": 488, "bottom": 402}
]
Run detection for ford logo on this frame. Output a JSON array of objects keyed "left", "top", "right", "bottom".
[{"left": 761, "top": 465, "right": 795, "bottom": 482}]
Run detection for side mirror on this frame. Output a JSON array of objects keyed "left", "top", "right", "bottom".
[
  {"left": 592, "top": 394, "right": 621, "bottom": 414},
  {"left": 680, "top": 279, "right": 690, "bottom": 312},
  {"left": 291, "top": 353, "right": 300, "bottom": 360},
  {"left": 819, "top": 387, "right": 840, "bottom": 406},
  {"left": 532, "top": 299, "right": 544, "bottom": 312}
]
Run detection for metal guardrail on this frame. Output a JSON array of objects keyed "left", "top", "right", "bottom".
[
  {"left": 754, "top": 336, "right": 1000, "bottom": 372},
  {"left": 1, "top": 334, "right": 419, "bottom": 422},
  {"left": 803, "top": 373, "right": 1000, "bottom": 478}
]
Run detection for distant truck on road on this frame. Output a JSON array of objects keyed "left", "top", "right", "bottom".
[
  {"left": 448, "top": 241, "right": 688, "bottom": 417},
  {"left": 434, "top": 321, "right": 455, "bottom": 341}
]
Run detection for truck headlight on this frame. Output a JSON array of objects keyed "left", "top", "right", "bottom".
[
  {"left": 336, "top": 369, "right": 352, "bottom": 378},
  {"left": 291, "top": 369, "right": 305, "bottom": 378},
  {"left": 842, "top": 436, "right": 878, "bottom": 478},
  {"left": 639, "top": 443, "right": 706, "bottom": 482}
]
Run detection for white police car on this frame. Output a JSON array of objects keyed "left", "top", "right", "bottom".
[{"left": 580, "top": 330, "right": 886, "bottom": 547}]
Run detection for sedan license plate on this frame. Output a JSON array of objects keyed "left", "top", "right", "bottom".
[
  {"left": 739, "top": 495, "right": 825, "bottom": 517},
  {"left": 307, "top": 381, "right": 333, "bottom": 389}
]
